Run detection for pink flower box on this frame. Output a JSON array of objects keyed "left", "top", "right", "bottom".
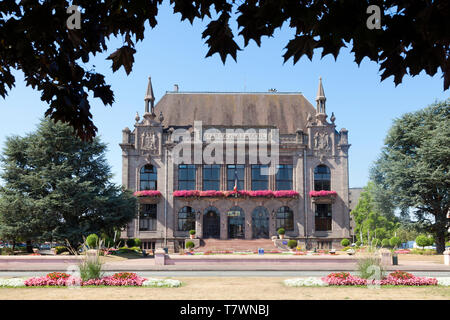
[
  {"left": 309, "top": 190, "right": 337, "bottom": 197},
  {"left": 321, "top": 271, "right": 438, "bottom": 286},
  {"left": 133, "top": 190, "right": 161, "bottom": 197},
  {"left": 174, "top": 190, "right": 299, "bottom": 198}
]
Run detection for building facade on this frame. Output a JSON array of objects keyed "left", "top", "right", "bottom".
[{"left": 120, "top": 77, "right": 351, "bottom": 252}]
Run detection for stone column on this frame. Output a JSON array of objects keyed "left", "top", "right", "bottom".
[
  {"left": 220, "top": 211, "right": 228, "bottom": 239},
  {"left": 196, "top": 211, "right": 203, "bottom": 238},
  {"left": 245, "top": 209, "right": 252, "bottom": 239}
]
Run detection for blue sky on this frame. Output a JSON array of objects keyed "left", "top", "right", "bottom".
[{"left": 0, "top": 2, "right": 448, "bottom": 188}]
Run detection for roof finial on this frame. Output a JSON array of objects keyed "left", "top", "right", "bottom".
[
  {"left": 144, "top": 76, "right": 155, "bottom": 114},
  {"left": 315, "top": 76, "right": 326, "bottom": 114}
]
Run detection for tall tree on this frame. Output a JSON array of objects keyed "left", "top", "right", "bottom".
[
  {"left": 0, "top": 1, "right": 448, "bottom": 140},
  {"left": 351, "top": 181, "right": 398, "bottom": 244},
  {"left": 371, "top": 100, "right": 450, "bottom": 253},
  {"left": 0, "top": 118, "right": 136, "bottom": 249}
]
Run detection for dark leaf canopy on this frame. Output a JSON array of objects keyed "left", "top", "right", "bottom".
[{"left": 0, "top": 0, "right": 448, "bottom": 140}]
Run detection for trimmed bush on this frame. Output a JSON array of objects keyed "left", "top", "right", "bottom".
[
  {"left": 277, "top": 228, "right": 285, "bottom": 235},
  {"left": 415, "top": 235, "right": 429, "bottom": 249},
  {"left": 134, "top": 238, "right": 142, "bottom": 248},
  {"left": 189, "top": 230, "right": 196, "bottom": 235},
  {"left": 54, "top": 246, "right": 69, "bottom": 255},
  {"left": 287, "top": 240, "right": 297, "bottom": 249},
  {"left": 340, "top": 239, "right": 350, "bottom": 247},
  {"left": 381, "top": 239, "right": 390, "bottom": 248},
  {"left": 185, "top": 241, "right": 195, "bottom": 249},
  {"left": 390, "top": 236, "right": 401, "bottom": 248},
  {"left": 126, "top": 238, "right": 135, "bottom": 248},
  {"left": 86, "top": 234, "right": 99, "bottom": 249}
]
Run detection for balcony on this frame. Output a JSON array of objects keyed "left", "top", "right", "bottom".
[{"left": 309, "top": 190, "right": 337, "bottom": 203}]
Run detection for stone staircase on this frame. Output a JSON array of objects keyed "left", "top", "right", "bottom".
[{"left": 199, "top": 239, "right": 278, "bottom": 252}]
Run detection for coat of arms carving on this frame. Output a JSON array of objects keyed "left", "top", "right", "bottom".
[
  {"left": 314, "top": 131, "right": 330, "bottom": 151},
  {"left": 141, "top": 130, "right": 158, "bottom": 153}
]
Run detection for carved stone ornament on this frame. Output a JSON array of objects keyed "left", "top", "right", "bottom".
[
  {"left": 314, "top": 131, "right": 331, "bottom": 151},
  {"left": 140, "top": 130, "right": 159, "bottom": 153}
]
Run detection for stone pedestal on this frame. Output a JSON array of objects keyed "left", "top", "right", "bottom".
[
  {"left": 154, "top": 248, "right": 166, "bottom": 265},
  {"left": 444, "top": 250, "right": 450, "bottom": 266},
  {"left": 379, "top": 249, "right": 392, "bottom": 266}
]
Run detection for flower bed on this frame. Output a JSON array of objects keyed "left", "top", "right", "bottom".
[
  {"left": 284, "top": 272, "right": 449, "bottom": 287},
  {"left": 134, "top": 190, "right": 161, "bottom": 197},
  {"left": 18, "top": 272, "right": 181, "bottom": 287},
  {"left": 309, "top": 190, "right": 337, "bottom": 197},
  {"left": 174, "top": 189, "right": 299, "bottom": 198}
]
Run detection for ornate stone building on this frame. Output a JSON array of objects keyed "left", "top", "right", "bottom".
[{"left": 120, "top": 77, "right": 351, "bottom": 252}]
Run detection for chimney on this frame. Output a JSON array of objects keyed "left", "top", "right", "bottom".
[{"left": 174, "top": 84, "right": 179, "bottom": 92}]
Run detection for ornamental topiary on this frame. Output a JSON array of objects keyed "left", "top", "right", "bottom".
[
  {"left": 189, "top": 230, "right": 196, "bottom": 235},
  {"left": 277, "top": 228, "right": 285, "bottom": 235},
  {"left": 185, "top": 241, "right": 195, "bottom": 250},
  {"left": 381, "top": 238, "right": 391, "bottom": 248},
  {"left": 390, "top": 236, "right": 401, "bottom": 248},
  {"left": 86, "top": 234, "right": 99, "bottom": 249},
  {"left": 287, "top": 240, "right": 297, "bottom": 249},
  {"left": 415, "top": 235, "right": 430, "bottom": 249},
  {"left": 126, "top": 238, "right": 135, "bottom": 248},
  {"left": 134, "top": 238, "right": 142, "bottom": 248},
  {"left": 340, "top": 239, "right": 350, "bottom": 247}
]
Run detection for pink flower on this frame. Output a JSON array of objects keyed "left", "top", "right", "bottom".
[
  {"left": 133, "top": 190, "right": 161, "bottom": 197},
  {"left": 309, "top": 190, "right": 337, "bottom": 197}
]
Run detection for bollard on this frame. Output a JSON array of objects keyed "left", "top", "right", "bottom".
[
  {"left": 154, "top": 248, "right": 166, "bottom": 266},
  {"left": 444, "top": 250, "right": 450, "bottom": 266}
]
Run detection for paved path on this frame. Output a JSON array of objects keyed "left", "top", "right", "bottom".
[{"left": 2, "top": 270, "right": 450, "bottom": 278}]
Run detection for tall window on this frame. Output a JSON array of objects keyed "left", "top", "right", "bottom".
[
  {"left": 315, "top": 204, "right": 332, "bottom": 231},
  {"left": 276, "top": 165, "right": 293, "bottom": 190},
  {"left": 227, "top": 165, "right": 245, "bottom": 190},
  {"left": 178, "top": 164, "right": 196, "bottom": 190},
  {"left": 276, "top": 206, "right": 294, "bottom": 231},
  {"left": 139, "top": 204, "right": 157, "bottom": 231},
  {"left": 251, "top": 164, "right": 268, "bottom": 190},
  {"left": 140, "top": 164, "right": 157, "bottom": 191},
  {"left": 178, "top": 206, "right": 196, "bottom": 231},
  {"left": 314, "top": 165, "right": 330, "bottom": 191},
  {"left": 203, "top": 164, "right": 221, "bottom": 190}
]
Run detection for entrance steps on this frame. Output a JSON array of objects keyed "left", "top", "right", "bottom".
[{"left": 199, "top": 239, "right": 277, "bottom": 252}]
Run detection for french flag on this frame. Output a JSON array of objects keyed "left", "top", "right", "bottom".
[{"left": 233, "top": 168, "right": 239, "bottom": 192}]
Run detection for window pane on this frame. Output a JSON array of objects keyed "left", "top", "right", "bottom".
[
  {"left": 178, "top": 165, "right": 196, "bottom": 190},
  {"left": 252, "top": 165, "right": 268, "bottom": 190}
]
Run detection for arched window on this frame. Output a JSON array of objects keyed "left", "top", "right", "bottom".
[
  {"left": 314, "top": 165, "right": 330, "bottom": 191},
  {"left": 178, "top": 206, "right": 196, "bottom": 231},
  {"left": 276, "top": 206, "right": 294, "bottom": 231},
  {"left": 140, "top": 164, "right": 157, "bottom": 190}
]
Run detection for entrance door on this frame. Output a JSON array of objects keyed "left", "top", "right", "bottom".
[
  {"left": 252, "top": 207, "right": 269, "bottom": 238},
  {"left": 228, "top": 207, "right": 245, "bottom": 239},
  {"left": 203, "top": 209, "right": 220, "bottom": 238}
]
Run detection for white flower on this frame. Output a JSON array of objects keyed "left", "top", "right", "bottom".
[
  {"left": 284, "top": 277, "right": 328, "bottom": 287},
  {"left": 142, "top": 278, "right": 181, "bottom": 287},
  {"left": 437, "top": 277, "right": 450, "bottom": 286},
  {"left": 0, "top": 278, "right": 26, "bottom": 287}
]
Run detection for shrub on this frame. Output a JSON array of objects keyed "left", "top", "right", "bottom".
[
  {"left": 54, "top": 246, "right": 69, "bottom": 255},
  {"left": 356, "top": 254, "right": 386, "bottom": 279},
  {"left": 189, "top": 230, "right": 196, "bottom": 235},
  {"left": 0, "top": 247, "right": 13, "bottom": 255},
  {"left": 341, "top": 239, "right": 350, "bottom": 247},
  {"left": 355, "top": 240, "right": 362, "bottom": 247},
  {"left": 371, "top": 238, "right": 380, "bottom": 247},
  {"left": 287, "top": 240, "right": 297, "bottom": 249},
  {"left": 390, "top": 236, "right": 401, "bottom": 248},
  {"left": 381, "top": 239, "right": 390, "bottom": 248},
  {"left": 78, "top": 253, "right": 103, "bottom": 281},
  {"left": 277, "top": 228, "right": 285, "bottom": 235},
  {"left": 86, "top": 234, "right": 99, "bottom": 249},
  {"left": 185, "top": 241, "right": 195, "bottom": 249},
  {"left": 103, "top": 237, "right": 114, "bottom": 248},
  {"left": 126, "top": 238, "right": 135, "bottom": 248},
  {"left": 134, "top": 238, "right": 142, "bottom": 248},
  {"left": 415, "top": 235, "right": 430, "bottom": 249}
]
